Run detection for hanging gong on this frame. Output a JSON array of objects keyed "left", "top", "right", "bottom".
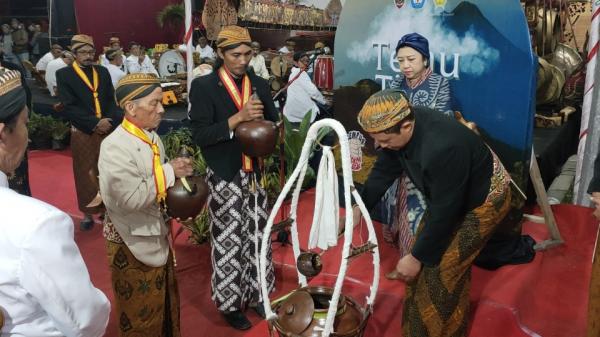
[{"left": 270, "top": 55, "right": 289, "bottom": 78}]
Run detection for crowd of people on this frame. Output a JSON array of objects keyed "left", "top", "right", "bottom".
[{"left": 0, "top": 22, "right": 598, "bottom": 337}]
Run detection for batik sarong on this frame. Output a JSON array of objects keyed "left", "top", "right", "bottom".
[
  {"left": 402, "top": 153, "right": 512, "bottom": 337},
  {"left": 206, "top": 168, "right": 276, "bottom": 312},
  {"left": 105, "top": 220, "right": 181, "bottom": 337},
  {"left": 71, "top": 128, "right": 105, "bottom": 214}
]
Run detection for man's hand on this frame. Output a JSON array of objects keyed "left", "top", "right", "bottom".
[
  {"left": 228, "top": 97, "right": 264, "bottom": 130},
  {"left": 170, "top": 157, "right": 193, "bottom": 178},
  {"left": 393, "top": 254, "right": 422, "bottom": 282},
  {"left": 95, "top": 118, "right": 113, "bottom": 135}
]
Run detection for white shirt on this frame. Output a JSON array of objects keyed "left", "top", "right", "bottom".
[
  {"left": 195, "top": 45, "right": 215, "bottom": 60},
  {"left": 126, "top": 55, "right": 159, "bottom": 77},
  {"left": 0, "top": 171, "right": 110, "bottom": 337},
  {"left": 249, "top": 54, "right": 269, "bottom": 80},
  {"left": 35, "top": 52, "right": 55, "bottom": 71},
  {"left": 283, "top": 67, "right": 327, "bottom": 123},
  {"left": 45, "top": 57, "right": 68, "bottom": 96},
  {"left": 105, "top": 63, "right": 127, "bottom": 88}
]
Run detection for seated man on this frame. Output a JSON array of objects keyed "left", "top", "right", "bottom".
[
  {"left": 98, "top": 73, "right": 193, "bottom": 337},
  {"left": 45, "top": 51, "right": 74, "bottom": 96},
  {"left": 103, "top": 47, "right": 126, "bottom": 88},
  {"left": 249, "top": 41, "right": 269, "bottom": 80},
  {"left": 0, "top": 66, "right": 110, "bottom": 337},
  {"left": 354, "top": 89, "right": 514, "bottom": 337},
  {"left": 126, "top": 42, "right": 159, "bottom": 77},
  {"left": 35, "top": 43, "right": 63, "bottom": 74},
  {"left": 283, "top": 51, "right": 328, "bottom": 127},
  {"left": 195, "top": 36, "right": 215, "bottom": 61}
]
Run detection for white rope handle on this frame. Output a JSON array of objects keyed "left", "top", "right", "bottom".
[{"left": 259, "top": 119, "right": 380, "bottom": 336}]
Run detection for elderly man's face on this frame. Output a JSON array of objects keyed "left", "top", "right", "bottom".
[
  {"left": 0, "top": 106, "right": 29, "bottom": 173},
  {"left": 126, "top": 87, "right": 165, "bottom": 130},
  {"left": 198, "top": 37, "right": 208, "bottom": 48},
  {"left": 75, "top": 45, "right": 96, "bottom": 66}
]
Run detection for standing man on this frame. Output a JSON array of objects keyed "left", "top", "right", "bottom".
[
  {"left": 99, "top": 73, "right": 193, "bottom": 337},
  {"left": 1, "top": 24, "right": 19, "bottom": 66},
  {"left": 56, "top": 34, "right": 122, "bottom": 230},
  {"left": 126, "top": 42, "right": 159, "bottom": 76},
  {"left": 0, "top": 66, "right": 110, "bottom": 337},
  {"left": 354, "top": 89, "right": 513, "bottom": 337},
  {"left": 189, "top": 25, "right": 277, "bottom": 330},
  {"left": 249, "top": 41, "right": 269, "bottom": 80},
  {"left": 10, "top": 19, "right": 29, "bottom": 75}
]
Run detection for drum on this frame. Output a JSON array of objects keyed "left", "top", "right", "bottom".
[
  {"left": 270, "top": 55, "right": 289, "bottom": 78},
  {"left": 158, "top": 50, "right": 186, "bottom": 78},
  {"left": 314, "top": 55, "right": 334, "bottom": 91}
]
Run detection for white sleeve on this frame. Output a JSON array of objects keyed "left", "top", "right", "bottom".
[
  {"left": 35, "top": 54, "right": 49, "bottom": 71},
  {"left": 19, "top": 209, "right": 110, "bottom": 337},
  {"left": 145, "top": 57, "right": 159, "bottom": 77},
  {"left": 126, "top": 57, "right": 141, "bottom": 74},
  {"left": 299, "top": 72, "right": 326, "bottom": 104}
]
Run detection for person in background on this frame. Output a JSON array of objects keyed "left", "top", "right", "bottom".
[
  {"left": 278, "top": 38, "right": 295, "bottom": 54},
  {"left": 0, "top": 66, "right": 110, "bottom": 337},
  {"left": 195, "top": 35, "right": 215, "bottom": 61},
  {"left": 99, "top": 37, "right": 124, "bottom": 69},
  {"left": 56, "top": 34, "right": 122, "bottom": 230},
  {"left": 35, "top": 43, "right": 63, "bottom": 74},
  {"left": 103, "top": 48, "right": 127, "bottom": 88},
  {"left": 29, "top": 24, "right": 42, "bottom": 64},
  {"left": 10, "top": 19, "right": 30, "bottom": 76},
  {"left": 1, "top": 24, "right": 19, "bottom": 66},
  {"left": 126, "top": 42, "right": 159, "bottom": 76},
  {"left": 45, "top": 51, "right": 73, "bottom": 97},
  {"left": 99, "top": 73, "right": 193, "bottom": 337},
  {"left": 249, "top": 41, "right": 269, "bottom": 80}
]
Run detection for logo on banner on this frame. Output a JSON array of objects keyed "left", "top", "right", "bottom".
[
  {"left": 348, "top": 131, "right": 367, "bottom": 172},
  {"left": 395, "top": 0, "right": 405, "bottom": 9},
  {"left": 434, "top": 0, "right": 447, "bottom": 8},
  {"left": 411, "top": 0, "right": 425, "bottom": 9}
]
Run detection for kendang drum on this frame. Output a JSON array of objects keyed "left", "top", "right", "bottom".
[{"left": 314, "top": 55, "right": 334, "bottom": 91}]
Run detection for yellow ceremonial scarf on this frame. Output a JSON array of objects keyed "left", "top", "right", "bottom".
[
  {"left": 218, "top": 67, "right": 254, "bottom": 172},
  {"left": 72, "top": 62, "right": 102, "bottom": 118},
  {"left": 121, "top": 118, "right": 168, "bottom": 203}
]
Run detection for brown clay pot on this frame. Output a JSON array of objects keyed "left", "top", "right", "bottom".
[
  {"left": 273, "top": 286, "right": 367, "bottom": 337},
  {"left": 296, "top": 252, "right": 323, "bottom": 278},
  {"left": 165, "top": 175, "right": 209, "bottom": 219},
  {"left": 235, "top": 119, "right": 279, "bottom": 158}
]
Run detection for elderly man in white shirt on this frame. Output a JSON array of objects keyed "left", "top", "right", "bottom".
[
  {"left": 0, "top": 66, "right": 110, "bottom": 337},
  {"left": 195, "top": 36, "right": 215, "bottom": 60},
  {"left": 283, "top": 51, "right": 328, "bottom": 126},
  {"left": 45, "top": 51, "right": 74, "bottom": 96},
  {"left": 249, "top": 41, "right": 269, "bottom": 80},
  {"left": 126, "top": 42, "right": 159, "bottom": 77},
  {"left": 35, "top": 43, "right": 63, "bottom": 73},
  {"left": 103, "top": 47, "right": 127, "bottom": 88}
]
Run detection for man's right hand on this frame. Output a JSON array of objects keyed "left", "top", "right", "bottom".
[
  {"left": 228, "top": 98, "right": 264, "bottom": 130},
  {"left": 170, "top": 157, "right": 194, "bottom": 178},
  {"left": 95, "top": 118, "right": 113, "bottom": 135}
]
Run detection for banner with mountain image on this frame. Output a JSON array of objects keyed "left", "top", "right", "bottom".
[{"left": 334, "top": 0, "right": 536, "bottom": 190}]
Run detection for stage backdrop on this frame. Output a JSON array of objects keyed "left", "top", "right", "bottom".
[
  {"left": 333, "top": 0, "right": 536, "bottom": 188},
  {"left": 72, "top": 0, "right": 178, "bottom": 50}
]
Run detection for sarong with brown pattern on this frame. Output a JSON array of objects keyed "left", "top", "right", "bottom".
[
  {"left": 70, "top": 128, "right": 105, "bottom": 214},
  {"left": 402, "top": 152, "right": 512, "bottom": 337},
  {"left": 105, "top": 220, "right": 181, "bottom": 337}
]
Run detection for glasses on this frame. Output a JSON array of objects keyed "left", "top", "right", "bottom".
[{"left": 76, "top": 49, "right": 96, "bottom": 56}]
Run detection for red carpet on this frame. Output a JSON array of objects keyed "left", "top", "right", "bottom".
[{"left": 28, "top": 149, "right": 598, "bottom": 337}]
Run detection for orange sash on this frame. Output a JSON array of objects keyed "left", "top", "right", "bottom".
[{"left": 218, "top": 67, "right": 254, "bottom": 172}]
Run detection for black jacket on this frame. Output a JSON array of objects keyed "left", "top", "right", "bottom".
[
  {"left": 189, "top": 69, "right": 279, "bottom": 182},
  {"left": 56, "top": 64, "right": 122, "bottom": 134},
  {"left": 360, "top": 107, "right": 494, "bottom": 266}
]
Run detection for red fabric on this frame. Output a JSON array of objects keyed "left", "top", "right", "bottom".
[
  {"left": 72, "top": 0, "right": 179, "bottom": 50},
  {"left": 28, "top": 149, "right": 597, "bottom": 337}
]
